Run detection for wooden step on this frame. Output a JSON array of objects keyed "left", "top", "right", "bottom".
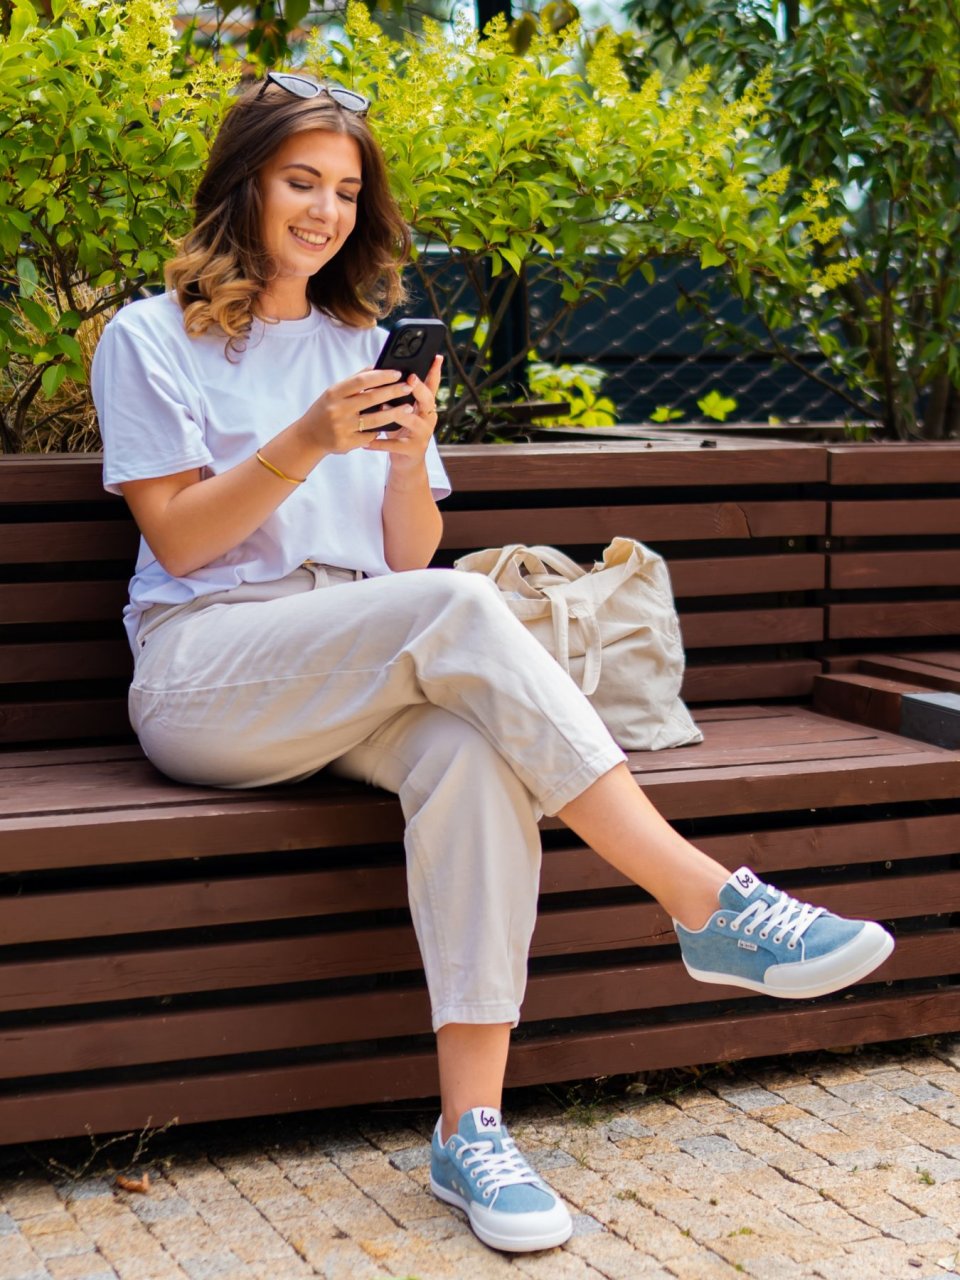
[{"left": 814, "top": 665, "right": 960, "bottom": 748}]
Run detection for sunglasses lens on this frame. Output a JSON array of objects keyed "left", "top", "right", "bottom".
[
  {"left": 273, "top": 73, "right": 321, "bottom": 98},
  {"left": 327, "top": 87, "right": 369, "bottom": 114}
]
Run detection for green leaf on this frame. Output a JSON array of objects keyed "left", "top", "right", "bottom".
[
  {"left": 699, "top": 243, "right": 726, "bottom": 269},
  {"left": 16, "top": 256, "right": 39, "bottom": 298},
  {"left": 41, "top": 362, "right": 68, "bottom": 399}
]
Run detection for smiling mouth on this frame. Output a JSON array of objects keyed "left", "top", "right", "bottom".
[{"left": 290, "top": 227, "right": 330, "bottom": 248}]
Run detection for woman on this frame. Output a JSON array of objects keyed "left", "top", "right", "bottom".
[{"left": 92, "top": 73, "right": 894, "bottom": 1256}]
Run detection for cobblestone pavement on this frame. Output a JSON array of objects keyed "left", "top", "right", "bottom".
[{"left": 1, "top": 1037, "right": 959, "bottom": 1280}]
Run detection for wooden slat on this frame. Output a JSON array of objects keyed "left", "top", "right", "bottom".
[
  {"left": 441, "top": 502, "right": 825, "bottom": 550},
  {"left": 0, "top": 988, "right": 955, "bottom": 1145},
  {"left": 0, "top": 929, "right": 950, "bottom": 1081},
  {"left": 828, "top": 443, "right": 960, "bottom": 486},
  {"left": 1, "top": 869, "right": 953, "bottom": 1010},
  {"left": 0, "top": 640, "right": 131, "bottom": 684},
  {"left": 828, "top": 601, "right": 960, "bottom": 641},
  {"left": 829, "top": 549, "right": 960, "bottom": 590},
  {"left": 0, "top": 580, "right": 129, "bottom": 625},
  {"left": 0, "top": 521, "right": 140, "bottom": 564},
  {"left": 857, "top": 654, "right": 960, "bottom": 693},
  {"left": 669, "top": 554, "right": 824, "bottom": 597},
  {"left": 831, "top": 499, "right": 960, "bottom": 537},
  {"left": 812, "top": 673, "right": 919, "bottom": 734},
  {"left": 0, "top": 699, "right": 131, "bottom": 745},
  {"left": 0, "top": 443, "right": 829, "bottom": 504},
  {"left": 681, "top": 660, "right": 820, "bottom": 702},
  {"left": 680, "top": 607, "right": 822, "bottom": 649}
]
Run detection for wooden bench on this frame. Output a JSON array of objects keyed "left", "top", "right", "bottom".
[{"left": 1, "top": 439, "right": 958, "bottom": 1145}]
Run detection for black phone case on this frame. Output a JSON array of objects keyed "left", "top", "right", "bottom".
[{"left": 360, "top": 319, "right": 446, "bottom": 430}]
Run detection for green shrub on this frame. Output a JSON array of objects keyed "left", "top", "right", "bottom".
[
  {"left": 0, "top": 0, "right": 235, "bottom": 452},
  {"left": 307, "top": 3, "right": 842, "bottom": 441},
  {"left": 626, "top": 0, "right": 960, "bottom": 438}
]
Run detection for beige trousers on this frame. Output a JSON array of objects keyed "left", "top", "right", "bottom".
[{"left": 130, "top": 566, "right": 626, "bottom": 1030}]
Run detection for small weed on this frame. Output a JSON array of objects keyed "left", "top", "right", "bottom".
[
  {"left": 20, "top": 1118, "right": 179, "bottom": 1186},
  {"left": 681, "top": 1227, "right": 691, "bottom": 1237},
  {"left": 917, "top": 1167, "right": 935, "bottom": 1186},
  {"left": 876, "top": 1160, "right": 892, "bottom": 1171},
  {"left": 818, "top": 1188, "right": 828, "bottom": 1198},
  {"left": 616, "top": 1189, "right": 640, "bottom": 1202},
  {"left": 728, "top": 1226, "right": 754, "bottom": 1236}
]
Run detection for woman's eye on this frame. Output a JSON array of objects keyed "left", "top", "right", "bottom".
[
  {"left": 289, "top": 181, "right": 312, "bottom": 191},
  {"left": 338, "top": 192, "right": 358, "bottom": 204}
]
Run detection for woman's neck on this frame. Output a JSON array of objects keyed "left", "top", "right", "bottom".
[{"left": 256, "top": 283, "right": 312, "bottom": 322}]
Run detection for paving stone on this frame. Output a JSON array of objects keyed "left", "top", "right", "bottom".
[
  {"left": 385, "top": 1145, "right": 431, "bottom": 1172},
  {"left": 45, "top": 1258, "right": 121, "bottom": 1280},
  {"left": 677, "top": 1134, "right": 765, "bottom": 1172},
  {"left": 54, "top": 1183, "right": 116, "bottom": 1204},
  {"left": 715, "top": 1086, "right": 783, "bottom": 1112},
  {"left": 179, "top": 1254, "right": 250, "bottom": 1279},
  {"left": 888, "top": 1218, "right": 960, "bottom": 1245},
  {"left": 605, "top": 1116, "right": 654, "bottom": 1140}
]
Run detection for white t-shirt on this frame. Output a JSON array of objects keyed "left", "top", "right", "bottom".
[{"left": 91, "top": 292, "right": 451, "bottom": 650}]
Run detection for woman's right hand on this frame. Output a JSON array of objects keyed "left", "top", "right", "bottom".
[{"left": 299, "top": 367, "right": 415, "bottom": 454}]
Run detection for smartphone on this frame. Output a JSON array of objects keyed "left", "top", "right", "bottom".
[{"left": 360, "top": 317, "right": 446, "bottom": 431}]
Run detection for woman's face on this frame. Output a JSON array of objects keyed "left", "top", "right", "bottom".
[{"left": 258, "top": 128, "right": 362, "bottom": 286}]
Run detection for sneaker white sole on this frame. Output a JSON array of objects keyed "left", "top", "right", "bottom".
[
  {"left": 430, "top": 1176, "right": 574, "bottom": 1252},
  {"left": 683, "top": 921, "right": 895, "bottom": 999}
]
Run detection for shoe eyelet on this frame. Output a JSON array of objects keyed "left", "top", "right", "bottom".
[
  {"left": 483, "top": 1190, "right": 492, "bottom": 1199},
  {"left": 759, "top": 930, "right": 769, "bottom": 940},
  {"left": 717, "top": 917, "right": 726, "bottom": 927},
  {"left": 729, "top": 922, "right": 739, "bottom": 932},
  {"left": 773, "top": 934, "right": 785, "bottom": 945},
  {"left": 787, "top": 941, "right": 797, "bottom": 951}
]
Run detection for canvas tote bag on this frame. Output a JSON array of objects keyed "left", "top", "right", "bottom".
[{"left": 454, "top": 537, "right": 703, "bottom": 751}]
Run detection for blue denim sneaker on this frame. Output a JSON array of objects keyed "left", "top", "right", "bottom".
[
  {"left": 430, "top": 1107, "right": 573, "bottom": 1252},
  {"left": 674, "top": 867, "right": 894, "bottom": 998}
]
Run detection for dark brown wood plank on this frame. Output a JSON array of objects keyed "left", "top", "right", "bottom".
[
  {"left": 680, "top": 608, "right": 822, "bottom": 649},
  {"left": 669, "top": 554, "right": 824, "bottom": 598},
  {"left": 0, "top": 699, "right": 132, "bottom": 746},
  {"left": 0, "top": 929, "right": 948, "bottom": 1081},
  {"left": 0, "top": 443, "right": 829, "bottom": 507},
  {"left": 0, "top": 581, "right": 129, "bottom": 625},
  {"left": 1, "top": 870, "right": 952, "bottom": 1010},
  {"left": 829, "top": 550, "right": 960, "bottom": 591},
  {"left": 681, "top": 661, "right": 821, "bottom": 702},
  {"left": 812, "top": 673, "right": 921, "bottom": 734},
  {"left": 828, "top": 443, "right": 960, "bottom": 486},
  {"left": 831, "top": 499, "right": 960, "bottom": 537},
  {"left": 0, "top": 456, "right": 112, "bottom": 504},
  {"left": 630, "top": 750, "right": 960, "bottom": 819},
  {"left": 440, "top": 442, "right": 828, "bottom": 490},
  {"left": 0, "top": 988, "right": 955, "bottom": 1144},
  {"left": 0, "top": 640, "right": 131, "bottom": 684},
  {"left": 828, "top": 601, "right": 960, "bottom": 641},
  {"left": 858, "top": 654, "right": 960, "bottom": 693},
  {"left": 441, "top": 502, "right": 826, "bottom": 550},
  {"left": 0, "top": 522, "right": 140, "bottom": 564}
]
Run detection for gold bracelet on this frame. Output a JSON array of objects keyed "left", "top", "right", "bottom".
[{"left": 255, "top": 449, "right": 305, "bottom": 485}]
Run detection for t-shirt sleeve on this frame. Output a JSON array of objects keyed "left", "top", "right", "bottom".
[
  {"left": 92, "top": 312, "right": 213, "bottom": 496},
  {"left": 425, "top": 435, "right": 451, "bottom": 500}
]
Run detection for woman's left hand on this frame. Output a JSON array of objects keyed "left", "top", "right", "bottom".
[{"left": 362, "top": 355, "right": 442, "bottom": 471}]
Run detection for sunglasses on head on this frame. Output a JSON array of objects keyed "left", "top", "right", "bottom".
[{"left": 256, "top": 71, "right": 370, "bottom": 117}]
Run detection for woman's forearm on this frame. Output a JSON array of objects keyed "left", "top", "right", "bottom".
[
  {"left": 121, "top": 416, "right": 329, "bottom": 579},
  {"left": 382, "top": 460, "right": 443, "bottom": 571}
]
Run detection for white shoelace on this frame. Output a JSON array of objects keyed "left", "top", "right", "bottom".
[
  {"left": 460, "top": 1135, "right": 541, "bottom": 1199},
  {"left": 730, "top": 890, "right": 825, "bottom": 950}
]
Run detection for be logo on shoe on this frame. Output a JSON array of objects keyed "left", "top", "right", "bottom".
[
  {"left": 479, "top": 1109, "right": 499, "bottom": 1129},
  {"left": 733, "top": 868, "right": 760, "bottom": 896}
]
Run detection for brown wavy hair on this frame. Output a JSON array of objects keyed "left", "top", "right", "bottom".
[{"left": 165, "top": 81, "right": 410, "bottom": 351}]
